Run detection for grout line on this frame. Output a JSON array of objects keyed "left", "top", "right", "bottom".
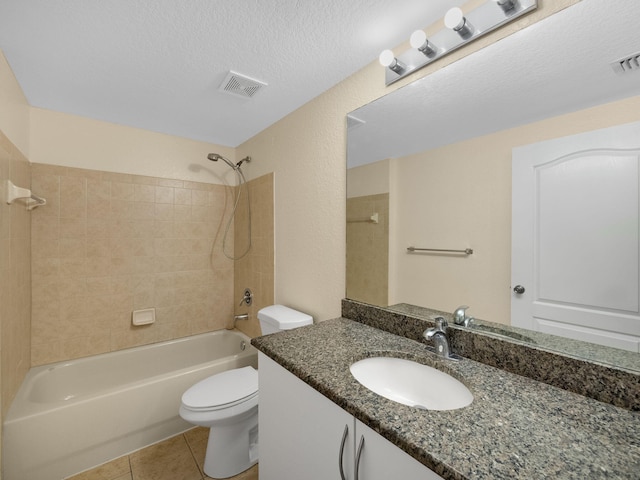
[
  {"left": 183, "top": 431, "right": 206, "bottom": 479},
  {"left": 127, "top": 454, "right": 134, "bottom": 480}
]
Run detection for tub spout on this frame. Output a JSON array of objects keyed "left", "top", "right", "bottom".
[{"left": 228, "top": 314, "right": 249, "bottom": 330}]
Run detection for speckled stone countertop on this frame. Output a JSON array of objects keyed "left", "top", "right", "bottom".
[
  {"left": 252, "top": 318, "right": 640, "bottom": 480},
  {"left": 343, "top": 300, "right": 640, "bottom": 411}
]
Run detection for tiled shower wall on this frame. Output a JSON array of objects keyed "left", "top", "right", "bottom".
[
  {"left": 30, "top": 164, "right": 275, "bottom": 366},
  {"left": 234, "top": 173, "right": 274, "bottom": 338},
  {"left": 346, "top": 193, "right": 389, "bottom": 306},
  {"left": 0, "top": 133, "right": 31, "bottom": 419}
]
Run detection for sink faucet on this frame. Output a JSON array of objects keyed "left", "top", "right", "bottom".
[
  {"left": 453, "top": 305, "right": 474, "bottom": 327},
  {"left": 424, "top": 316, "right": 452, "bottom": 359}
]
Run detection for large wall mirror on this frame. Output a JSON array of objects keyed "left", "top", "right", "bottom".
[{"left": 346, "top": 0, "right": 640, "bottom": 371}]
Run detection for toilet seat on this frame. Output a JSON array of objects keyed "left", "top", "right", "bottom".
[{"left": 181, "top": 366, "right": 258, "bottom": 412}]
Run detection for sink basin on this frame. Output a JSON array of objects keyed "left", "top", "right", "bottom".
[{"left": 350, "top": 357, "right": 473, "bottom": 411}]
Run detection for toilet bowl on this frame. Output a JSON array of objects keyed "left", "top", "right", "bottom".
[
  {"left": 179, "top": 305, "right": 312, "bottom": 479},
  {"left": 180, "top": 366, "right": 259, "bottom": 479}
]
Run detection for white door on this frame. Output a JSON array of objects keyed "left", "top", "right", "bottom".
[{"left": 512, "top": 121, "right": 640, "bottom": 352}]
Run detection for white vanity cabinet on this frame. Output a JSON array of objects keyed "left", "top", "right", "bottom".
[{"left": 259, "top": 353, "right": 445, "bottom": 480}]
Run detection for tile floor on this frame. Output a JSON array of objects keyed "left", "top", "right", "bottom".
[{"left": 66, "top": 427, "right": 259, "bottom": 480}]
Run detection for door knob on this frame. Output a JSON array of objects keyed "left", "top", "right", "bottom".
[{"left": 513, "top": 285, "right": 525, "bottom": 294}]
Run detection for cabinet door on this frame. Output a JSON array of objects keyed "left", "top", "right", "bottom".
[
  {"left": 354, "top": 419, "right": 445, "bottom": 480},
  {"left": 259, "top": 353, "right": 355, "bottom": 480}
]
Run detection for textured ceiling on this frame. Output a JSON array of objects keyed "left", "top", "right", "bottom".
[
  {"left": 0, "top": 0, "right": 466, "bottom": 146},
  {"left": 348, "top": 0, "right": 640, "bottom": 167}
]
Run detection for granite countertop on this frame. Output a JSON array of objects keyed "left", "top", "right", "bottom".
[{"left": 252, "top": 318, "right": 640, "bottom": 480}]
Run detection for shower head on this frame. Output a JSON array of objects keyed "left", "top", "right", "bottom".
[
  {"left": 207, "top": 153, "right": 237, "bottom": 170},
  {"left": 207, "top": 153, "right": 251, "bottom": 170}
]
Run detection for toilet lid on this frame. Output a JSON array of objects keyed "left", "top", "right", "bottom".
[{"left": 182, "top": 366, "right": 258, "bottom": 410}]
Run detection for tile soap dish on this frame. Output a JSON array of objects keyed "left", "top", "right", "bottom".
[{"left": 132, "top": 308, "right": 156, "bottom": 326}]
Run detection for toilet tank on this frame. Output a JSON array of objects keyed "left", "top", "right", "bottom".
[{"left": 258, "top": 305, "right": 313, "bottom": 335}]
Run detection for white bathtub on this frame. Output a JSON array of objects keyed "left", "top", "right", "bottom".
[{"left": 3, "top": 330, "right": 258, "bottom": 480}]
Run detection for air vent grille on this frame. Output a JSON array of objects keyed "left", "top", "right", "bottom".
[
  {"left": 219, "top": 71, "right": 267, "bottom": 99},
  {"left": 611, "top": 53, "right": 640, "bottom": 74}
]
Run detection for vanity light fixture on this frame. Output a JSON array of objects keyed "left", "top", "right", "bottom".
[
  {"left": 379, "top": 49, "right": 405, "bottom": 74},
  {"left": 444, "top": 7, "right": 473, "bottom": 38},
  {"left": 379, "top": 0, "right": 537, "bottom": 85}
]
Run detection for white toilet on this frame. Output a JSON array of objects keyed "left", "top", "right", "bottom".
[{"left": 179, "top": 305, "right": 312, "bottom": 479}]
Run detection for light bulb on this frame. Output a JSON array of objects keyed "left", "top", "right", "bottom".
[
  {"left": 410, "top": 30, "right": 436, "bottom": 56},
  {"left": 378, "top": 50, "right": 396, "bottom": 68},
  {"left": 444, "top": 8, "right": 465, "bottom": 30},
  {"left": 378, "top": 49, "right": 405, "bottom": 74},
  {"left": 444, "top": 7, "right": 473, "bottom": 38},
  {"left": 409, "top": 30, "right": 427, "bottom": 49}
]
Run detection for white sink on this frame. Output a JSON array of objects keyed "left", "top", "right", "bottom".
[{"left": 350, "top": 357, "right": 473, "bottom": 411}]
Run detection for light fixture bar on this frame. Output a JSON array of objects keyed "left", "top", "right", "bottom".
[{"left": 382, "top": 0, "right": 538, "bottom": 86}]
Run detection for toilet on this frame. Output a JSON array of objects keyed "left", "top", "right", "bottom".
[{"left": 179, "top": 305, "right": 313, "bottom": 479}]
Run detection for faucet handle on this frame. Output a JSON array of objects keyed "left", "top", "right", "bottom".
[
  {"left": 453, "top": 305, "right": 468, "bottom": 319},
  {"left": 433, "top": 316, "right": 447, "bottom": 331}
]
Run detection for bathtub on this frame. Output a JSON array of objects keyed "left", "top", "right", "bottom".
[{"left": 3, "top": 330, "right": 258, "bottom": 480}]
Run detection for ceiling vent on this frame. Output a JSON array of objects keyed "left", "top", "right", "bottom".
[
  {"left": 611, "top": 53, "right": 640, "bottom": 74},
  {"left": 219, "top": 71, "right": 267, "bottom": 99}
]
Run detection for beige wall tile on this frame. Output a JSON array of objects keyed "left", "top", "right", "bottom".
[
  {"left": 234, "top": 173, "right": 274, "bottom": 337},
  {"left": 29, "top": 166, "right": 258, "bottom": 365},
  {"left": 0, "top": 134, "right": 32, "bottom": 418},
  {"left": 174, "top": 188, "right": 191, "bottom": 205},
  {"left": 134, "top": 184, "right": 155, "bottom": 203},
  {"left": 157, "top": 178, "right": 183, "bottom": 188},
  {"left": 155, "top": 186, "right": 174, "bottom": 204}
]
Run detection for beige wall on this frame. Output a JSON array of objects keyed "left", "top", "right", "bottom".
[
  {"left": 347, "top": 159, "right": 390, "bottom": 199},
  {"left": 389, "top": 96, "right": 640, "bottom": 324},
  {"left": 237, "top": 0, "right": 580, "bottom": 322},
  {"left": 0, "top": 51, "right": 29, "bottom": 157},
  {"left": 29, "top": 107, "right": 236, "bottom": 184}
]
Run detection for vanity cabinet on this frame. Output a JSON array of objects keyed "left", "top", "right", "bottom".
[{"left": 259, "top": 353, "right": 444, "bottom": 480}]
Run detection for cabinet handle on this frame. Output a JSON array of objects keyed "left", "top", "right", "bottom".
[
  {"left": 338, "top": 424, "right": 349, "bottom": 480},
  {"left": 355, "top": 435, "right": 365, "bottom": 480}
]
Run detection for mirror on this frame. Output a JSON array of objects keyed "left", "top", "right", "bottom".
[{"left": 346, "top": 0, "right": 640, "bottom": 371}]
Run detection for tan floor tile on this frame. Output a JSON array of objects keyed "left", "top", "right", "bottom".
[
  {"left": 66, "top": 455, "right": 130, "bottom": 480},
  {"left": 184, "top": 426, "right": 209, "bottom": 445},
  {"left": 68, "top": 430, "right": 257, "bottom": 480},
  {"left": 112, "top": 474, "right": 133, "bottom": 480},
  {"left": 184, "top": 427, "right": 259, "bottom": 480},
  {"left": 130, "top": 435, "right": 202, "bottom": 480},
  {"left": 184, "top": 428, "right": 208, "bottom": 475}
]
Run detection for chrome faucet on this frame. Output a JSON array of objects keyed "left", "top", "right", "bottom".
[
  {"left": 424, "top": 316, "right": 452, "bottom": 359},
  {"left": 453, "top": 305, "right": 474, "bottom": 327}
]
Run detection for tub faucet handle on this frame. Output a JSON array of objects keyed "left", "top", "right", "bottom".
[{"left": 239, "top": 288, "right": 253, "bottom": 306}]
